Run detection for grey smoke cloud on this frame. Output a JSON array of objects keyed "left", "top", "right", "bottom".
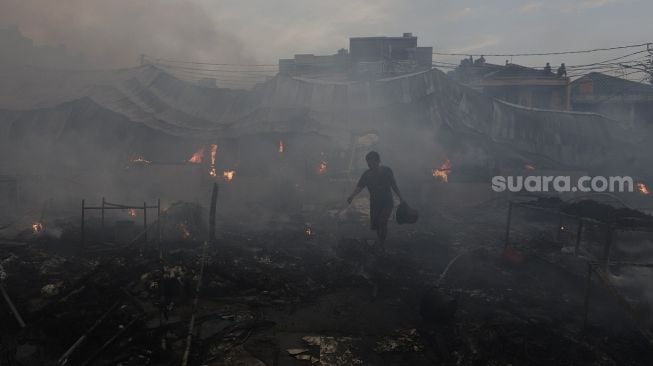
[
  {"left": 0, "top": 0, "right": 255, "bottom": 68},
  {"left": 1, "top": 0, "right": 651, "bottom": 73}
]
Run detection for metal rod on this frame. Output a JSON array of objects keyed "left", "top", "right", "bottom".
[
  {"left": 0, "top": 283, "right": 26, "bottom": 328},
  {"left": 181, "top": 241, "right": 208, "bottom": 366},
  {"left": 504, "top": 201, "right": 513, "bottom": 249},
  {"left": 57, "top": 300, "right": 121, "bottom": 365},
  {"left": 582, "top": 262, "right": 592, "bottom": 331},
  {"left": 157, "top": 198, "right": 162, "bottom": 246},
  {"left": 209, "top": 183, "right": 218, "bottom": 243},
  {"left": 575, "top": 219, "right": 583, "bottom": 257},
  {"left": 602, "top": 226, "right": 613, "bottom": 271},
  {"left": 143, "top": 201, "right": 147, "bottom": 243},
  {"left": 556, "top": 212, "right": 564, "bottom": 242},
  {"left": 101, "top": 197, "right": 105, "bottom": 242},
  {"left": 513, "top": 202, "right": 604, "bottom": 225},
  {"left": 80, "top": 315, "right": 141, "bottom": 366},
  {"left": 81, "top": 199, "right": 85, "bottom": 251}
]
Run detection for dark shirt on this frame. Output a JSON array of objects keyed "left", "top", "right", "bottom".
[{"left": 357, "top": 166, "right": 396, "bottom": 208}]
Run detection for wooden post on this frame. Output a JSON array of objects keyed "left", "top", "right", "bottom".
[
  {"left": 556, "top": 212, "right": 564, "bottom": 242},
  {"left": 81, "top": 199, "right": 85, "bottom": 251},
  {"left": 143, "top": 202, "right": 148, "bottom": 243},
  {"left": 601, "top": 226, "right": 613, "bottom": 271},
  {"left": 574, "top": 219, "right": 583, "bottom": 257},
  {"left": 582, "top": 262, "right": 592, "bottom": 331},
  {"left": 209, "top": 183, "right": 218, "bottom": 243},
  {"left": 101, "top": 197, "right": 105, "bottom": 242},
  {"left": 157, "top": 199, "right": 162, "bottom": 246},
  {"left": 0, "top": 284, "right": 26, "bottom": 328},
  {"left": 504, "top": 201, "right": 513, "bottom": 249}
]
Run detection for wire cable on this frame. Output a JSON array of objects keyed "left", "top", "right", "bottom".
[
  {"left": 144, "top": 54, "right": 276, "bottom": 67},
  {"left": 432, "top": 42, "right": 651, "bottom": 57}
]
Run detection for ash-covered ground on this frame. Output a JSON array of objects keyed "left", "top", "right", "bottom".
[{"left": 2, "top": 197, "right": 653, "bottom": 366}]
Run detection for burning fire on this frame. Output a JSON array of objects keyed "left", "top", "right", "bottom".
[
  {"left": 209, "top": 144, "right": 218, "bottom": 177},
  {"left": 188, "top": 147, "right": 205, "bottom": 164},
  {"left": 32, "top": 222, "right": 44, "bottom": 234},
  {"left": 305, "top": 224, "right": 315, "bottom": 237},
  {"left": 129, "top": 154, "right": 151, "bottom": 164},
  {"left": 317, "top": 161, "right": 328, "bottom": 175},
  {"left": 223, "top": 170, "right": 235, "bottom": 182},
  {"left": 637, "top": 183, "right": 650, "bottom": 195},
  {"left": 279, "top": 140, "right": 284, "bottom": 153},
  {"left": 179, "top": 223, "right": 191, "bottom": 239},
  {"left": 432, "top": 159, "right": 451, "bottom": 183},
  {"left": 127, "top": 208, "right": 137, "bottom": 217}
]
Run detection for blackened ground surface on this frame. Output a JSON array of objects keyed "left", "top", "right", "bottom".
[{"left": 1, "top": 205, "right": 652, "bottom": 365}]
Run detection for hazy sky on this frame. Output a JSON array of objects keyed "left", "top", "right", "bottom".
[{"left": 1, "top": 0, "right": 651, "bottom": 71}]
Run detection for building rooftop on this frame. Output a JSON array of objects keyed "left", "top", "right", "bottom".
[{"left": 571, "top": 72, "right": 653, "bottom": 97}]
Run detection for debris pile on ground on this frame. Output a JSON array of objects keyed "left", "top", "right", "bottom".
[{"left": 1, "top": 205, "right": 653, "bottom": 365}]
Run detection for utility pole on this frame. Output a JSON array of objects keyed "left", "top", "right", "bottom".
[{"left": 646, "top": 43, "right": 653, "bottom": 84}]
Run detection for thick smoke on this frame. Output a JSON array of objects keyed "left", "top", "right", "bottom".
[{"left": 0, "top": 0, "right": 255, "bottom": 68}]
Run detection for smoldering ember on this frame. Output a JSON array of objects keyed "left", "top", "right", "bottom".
[{"left": 2, "top": 11, "right": 653, "bottom": 366}]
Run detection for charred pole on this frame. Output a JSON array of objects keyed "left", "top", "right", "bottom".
[
  {"left": 209, "top": 182, "right": 218, "bottom": 243},
  {"left": 0, "top": 283, "right": 26, "bottom": 328}
]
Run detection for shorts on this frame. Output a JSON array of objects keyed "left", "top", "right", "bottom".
[{"left": 370, "top": 204, "right": 393, "bottom": 230}]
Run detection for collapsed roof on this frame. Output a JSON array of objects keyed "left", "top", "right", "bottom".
[{"left": 0, "top": 64, "right": 632, "bottom": 170}]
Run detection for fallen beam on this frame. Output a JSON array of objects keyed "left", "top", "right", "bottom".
[
  {"left": 57, "top": 300, "right": 121, "bottom": 365},
  {"left": 81, "top": 314, "right": 142, "bottom": 366},
  {"left": 181, "top": 241, "right": 209, "bottom": 366},
  {"left": 0, "top": 283, "right": 26, "bottom": 328}
]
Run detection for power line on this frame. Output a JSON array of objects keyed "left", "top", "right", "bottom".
[
  {"left": 436, "top": 47, "right": 650, "bottom": 81},
  {"left": 151, "top": 62, "right": 276, "bottom": 74},
  {"left": 155, "top": 65, "right": 274, "bottom": 80},
  {"left": 432, "top": 42, "right": 651, "bottom": 57},
  {"left": 566, "top": 50, "right": 649, "bottom": 68},
  {"left": 144, "top": 54, "right": 277, "bottom": 67}
]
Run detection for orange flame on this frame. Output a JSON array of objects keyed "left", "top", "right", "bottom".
[
  {"left": 188, "top": 147, "right": 205, "bottom": 164},
  {"left": 179, "top": 223, "right": 191, "bottom": 239},
  {"left": 432, "top": 159, "right": 451, "bottom": 183},
  {"left": 32, "top": 222, "right": 44, "bottom": 234},
  {"left": 317, "top": 161, "right": 327, "bottom": 175},
  {"left": 209, "top": 144, "right": 218, "bottom": 177},
  {"left": 128, "top": 208, "right": 137, "bottom": 217},
  {"left": 223, "top": 170, "right": 235, "bottom": 182},
  {"left": 279, "top": 140, "right": 284, "bottom": 153},
  {"left": 637, "top": 183, "right": 650, "bottom": 195}
]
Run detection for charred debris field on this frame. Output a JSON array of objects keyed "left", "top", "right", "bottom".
[
  {"left": 1, "top": 30, "right": 653, "bottom": 365},
  {"left": 2, "top": 196, "right": 653, "bottom": 366}
]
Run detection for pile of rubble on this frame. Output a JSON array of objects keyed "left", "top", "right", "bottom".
[{"left": 1, "top": 204, "right": 653, "bottom": 365}]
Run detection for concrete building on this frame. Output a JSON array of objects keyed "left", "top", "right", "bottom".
[
  {"left": 450, "top": 60, "right": 570, "bottom": 110},
  {"left": 279, "top": 33, "right": 432, "bottom": 78},
  {"left": 571, "top": 72, "right": 653, "bottom": 127}
]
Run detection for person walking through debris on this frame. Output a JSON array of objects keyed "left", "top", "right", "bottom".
[{"left": 347, "top": 151, "right": 404, "bottom": 247}]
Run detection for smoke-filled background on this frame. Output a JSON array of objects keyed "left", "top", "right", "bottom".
[
  {"left": 0, "top": 0, "right": 255, "bottom": 68},
  {"left": 2, "top": 1, "right": 653, "bottom": 365},
  {"left": 1, "top": 0, "right": 652, "bottom": 68}
]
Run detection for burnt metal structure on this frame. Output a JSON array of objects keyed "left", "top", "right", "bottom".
[
  {"left": 80, "top": 198, "right": 161, "bottom": 251},
  {"left": 504, "top": 200, "right": 653, "bottom": 346}
]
